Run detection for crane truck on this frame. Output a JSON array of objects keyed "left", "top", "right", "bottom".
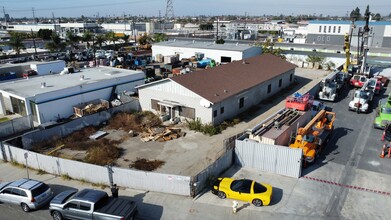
[{"left": 289, "top": 109, "right": 336, "bottom": 165}]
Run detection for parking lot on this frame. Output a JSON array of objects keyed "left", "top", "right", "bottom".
[{"left": 1, "top": 67, "right": 391, "bottom": 220}]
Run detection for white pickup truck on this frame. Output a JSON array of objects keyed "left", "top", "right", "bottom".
[{"left": 49, "top": 189, "right": 137, "bottom": 220}]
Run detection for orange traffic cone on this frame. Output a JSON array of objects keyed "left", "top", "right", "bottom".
[
  {"left": 380, "top": 146, "right": 385, "bottom": 158},
  {"left": 388, "top": 147, "right": 391, "bottom": 158}
]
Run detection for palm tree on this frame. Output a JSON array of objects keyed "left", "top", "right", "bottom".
[
  {"left": 94, "top": 34, "right": 106, "bottom": 50},
  {"left": 82, "top": 31, "right": 94, "bottom": 50},
  {"left": 45, "top": 33, "right": 66, "bottom": 52},
  {"left": 105, "top": 31, "right": 118, "bottom": 50},
  {"left": 120, "top": 34, "right": 130, "bottom": 47},
  {"left": 65, "top": 31, "right": 80, "bottom": 52},
  {"left": 7, "top": 31, "right": 26, "bottom": 56}
]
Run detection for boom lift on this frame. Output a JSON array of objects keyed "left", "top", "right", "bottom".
[{"left": 289, "top": 109, "right": 336, "bottom": 166}]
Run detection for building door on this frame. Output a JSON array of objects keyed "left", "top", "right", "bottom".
[{"left": 10, "top": 96, "right": 27, "bottom": 116}]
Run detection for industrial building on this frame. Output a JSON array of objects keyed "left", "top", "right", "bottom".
[
  {"left": 137, "top": 54, "right": 296, "bottom": 125},
  {"left": 306, "top": 20, "right": 391, "bottom": 48},
  {"left": 0, "top": 66, "right": 145, "bottom": 125},
  {"left": 151, "top": 40, "right": 262, "bottom": 63}
]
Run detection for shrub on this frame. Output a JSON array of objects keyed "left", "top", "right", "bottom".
[{"left": 85, "top": 139, "right": 122, "bottom": 166}]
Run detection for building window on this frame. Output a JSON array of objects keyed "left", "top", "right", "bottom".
[
  {"left": 213, "top": 110, "right": 217, "bottom": 117},
  {"left": 279, "top": 79, "right": 282, "bottom": 87},
  {"left": 319, "top": 26, "right": 322, "bottom": 33},
  {"left": 327, "top": 36, "right": 330, "bottom": 41},
  {"left": 328, "top": 26, "right": 331, "bottom": 33},
  {"left": 239, "top": 97, "right": 244, "bottom": 108},
  {"left": 220, "top": 107, "right": 224, "bottom": 114},
  {"left": 333, "top": 26, "right": 336, "bottom": 33},
  {"left": 267, "top": 84, "right": 272, "bottom": 93},
  {"left": 317, "top": 36, "right": 321, "bottom": 41},
  {"left": 290, "top": 74, "right": 293, "bottom": 82},
  {"left": 323, "top": 26, "right": 326, "bottom": 33},
  {"left": 338, "top": 26, "right": 341, "bottom": 33}
]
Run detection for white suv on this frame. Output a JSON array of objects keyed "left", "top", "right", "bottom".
[{"left": 0, "top": 178, "right": 53, "bottom": 212}]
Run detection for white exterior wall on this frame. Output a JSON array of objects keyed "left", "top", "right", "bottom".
[
  {"left": 30, "top": 60, "right": 66, "bottom": 75},
  {"left": 7, "top": 24, "right": 55, "bottom": 32},
  {"left": 34, "top": 87, "right": 112, "bottom": 123},
  {"left": 101, "top": 23, "right": 132, "bottom": 32},
  {"left": 152, "top": 45, "right": 244, "bottom": 63},
  {"left": 138, "top": 80, "right": 213, "bottom": 124},
  {"left": 211, "top": 70, "right": 295, "bottom": 124},
  {"left": 307, "top": 23, "right": 350, "bottom": 35},
  {"left": 384, "top": 26, "right": 391, "bottom": 37}
]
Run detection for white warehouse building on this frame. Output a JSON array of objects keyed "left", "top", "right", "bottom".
[
  {"left": 152, "top": 40, "right": 262, "bottom": 63},
  {"left": 137, "top": 54, "right": 296, "bottom": 125},
  {"left": 0, "top": 67, "right": 145, "bottom": 125}
]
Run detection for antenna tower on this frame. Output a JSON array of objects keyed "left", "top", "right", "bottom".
[{"left": 164, "top": 0, "right": 174, "bottom": 31}]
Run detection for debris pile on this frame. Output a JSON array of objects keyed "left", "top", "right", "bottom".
[{"left": 140, "top": 127, "right": 184, "bottom": 142}]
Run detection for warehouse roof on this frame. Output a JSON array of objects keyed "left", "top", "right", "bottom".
[
  {"left": 0, "top": 66, "right": 144, "bottom": 98},
  {"left": 152, "top": 40, "right": 256, "bottom": 52},
  {"left": 170, "top": 54, "right": 296, "bottom": 103}
]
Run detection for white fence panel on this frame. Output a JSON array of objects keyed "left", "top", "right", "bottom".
[
  {"left": 1, "top": 144, "right": 191, "bottom": 196},
  {"left": 235, "top": 138, "right": 302, "bottom": 178}
]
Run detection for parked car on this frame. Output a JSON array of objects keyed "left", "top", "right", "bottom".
[
  {"left": 49, "top": 188, "right": 138, "bottom": 220},
  {"left": 0, "top": 178, "right": 53, "bottom": 212},
  {"left": 212, "top": 178, "right": 273, "bottom": 207}
]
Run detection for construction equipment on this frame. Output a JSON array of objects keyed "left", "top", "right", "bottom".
[
  {"left": 374, "top": 92, "right": 391, "bottom": 129},
  {"left": 285, "top": 93, "right": 314, "bottom": 111},
  {"left": 343, "top": 33, "right": 351, "bottom": 73},
  {"left": 318, "top": 71, "right": 347, "bottom": 102},
  {"left": 348, "top": 79, "right": 375, "bottom": 113},
  {"left": 289, "top": 109, "right": 336, "bottom": 165}
]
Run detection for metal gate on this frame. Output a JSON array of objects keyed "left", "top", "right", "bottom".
[{"left": 235, "top": 138, "right": 302, "bottom": 178}]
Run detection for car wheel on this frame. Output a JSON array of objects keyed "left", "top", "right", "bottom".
[
  {"left": 217, "top": 191, "right": 226, "bottom": 199},
  {"left": 252, "top": 199, "right": 263, "bottom": 207},
  {"left": 52, "top": 211, "right": 63, "bottom": 220},
  {"left": 21, "top": 203, "right": 30, "bottom": 212}
]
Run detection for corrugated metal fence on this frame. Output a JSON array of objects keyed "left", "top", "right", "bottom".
[
  {"left": 235, "top": 135, "right": 302, "bottom": 178},
  {"left": 0, "top": 143, "right": 191, "bottom": 196}
]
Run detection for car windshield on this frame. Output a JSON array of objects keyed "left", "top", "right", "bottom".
[
  {"left": 253, "top": 182, "right": 267, "bottom": 194},
  {"left": 382, "top": 107, "right": 391, "bottom": 114},
  {"left": 368, "top": 80, "right": 376, "bottom": 87},
  {"left": 231, "top": 179, "right": 252, "bottom": 193},
  {"left": 31, "top": 183, "right": 49, "bottom": 197}
]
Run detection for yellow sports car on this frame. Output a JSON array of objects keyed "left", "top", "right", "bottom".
[{"left": 212, "top": 178, "right": 273, "bottom": 207}]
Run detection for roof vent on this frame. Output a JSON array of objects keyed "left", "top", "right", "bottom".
[
  {"left": 242, "top": 60, "right": 246, "bottom": 64},
  {"left": 40, "top": 82, "right": 46, "bottom": 88},
  {"left": 80, "top": 75, "right": 85, "bottom": 80},
  {"left": 224, "top": 89, "right": 228, "bottom": 93},
  {"left": 214, "top": 94, "right": 219, "bottom": 96}
]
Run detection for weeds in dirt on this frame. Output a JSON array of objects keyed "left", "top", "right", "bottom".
[
  {"left": 84, "top": 139, "right": 122, "bottom": 166},
  {"left": 108, "top": 111, "right": 162, "bottom": 132},
  {"left": 61, "top": 173, "right": 72, "bottom": 181},
  {"left": 129, "top": 158, "right": 165, "bottom": 171},
  {"left": 186, "top": 118, "right": 240, "bottom": 136},
  {"left": 37, "top": 169, "right": 48, "bottom": 175},
  {"left": 10, "top": 161, "right": 25, "bottom": 169}
]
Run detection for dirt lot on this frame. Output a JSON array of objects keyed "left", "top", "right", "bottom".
[{"left": 32, "top": 68, "right": 326, "bottom": 177}]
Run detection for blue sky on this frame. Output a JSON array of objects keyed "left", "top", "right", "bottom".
[{"left": 1, "top": 0, "right": 390, "bottom": 18}]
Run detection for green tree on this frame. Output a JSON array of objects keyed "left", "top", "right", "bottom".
[
  {"left": 7, "top": 31, "right": 26, "bottom": 56},
  {"left": 82, "top": 31, "right": 94, "bottom": 50},
  {"left": 350, "top": 7, "right": 361, "bottom": 21},
  {"left": 65, "top": 31, "right": 80, "bottom": 52},
  {"left": 255, "top": 39, "right": 285, "bottom": 59},
  {"left": 152, "top": 33, "right": 167, "bottom": 43},
  {"left": 373, "top": 13, "right": 381, "bottom": 21},
  {"left": 37, "top": 29, "right": 53, "bottom": 40},
  {"left": 105, "top": 31, "right": 118, "bottom": 50},
  {"left": 45, "top": 33, "right": 66, "bottom": 52},
  {"left": 120, "top": 34, "right": 130, "bottom": 46},
  {"left": 94, "top": 34, "right": 106, "bottom": 50},
  {"left": 137, "top": 33, "right": 152, "bottom": 45}
]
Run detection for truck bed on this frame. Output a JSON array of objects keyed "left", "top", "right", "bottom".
[{"left": 95, "top": 197, "right": 137, "bottom": 219}]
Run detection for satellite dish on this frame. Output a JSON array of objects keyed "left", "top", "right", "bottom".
[{"left": 200, "top": 99, "right": 211, "bottom": 108}]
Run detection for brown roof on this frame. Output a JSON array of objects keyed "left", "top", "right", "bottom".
[{"left": 170, "top": 54, "right": 296, "bottom": 103}]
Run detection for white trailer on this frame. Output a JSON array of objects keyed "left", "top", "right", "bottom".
[{"left": 30, "top": 60, "right": 66, "bottom": 75}]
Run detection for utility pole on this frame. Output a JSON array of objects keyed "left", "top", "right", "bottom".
[
  {"left": 31, "top": 29, "right": 37, "bottom": 60},
  {"left": 216, "top": 17, "right": 219, "bottom": 41},
  {"left": 52, "top": 12, "right": 55, "bottom": 24},
  {"left": 32, "top": 7, "right": 36, "bottom": 24},
  {"left": 2, "top": 7, "right": 7, "bottom": 28},
  {"left": 132, "top": 17, "right": 137, "bottom": 48}
]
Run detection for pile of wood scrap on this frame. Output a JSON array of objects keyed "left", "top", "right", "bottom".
[{"left": 140, "top": 127, "right": 184, "bottom": 142}]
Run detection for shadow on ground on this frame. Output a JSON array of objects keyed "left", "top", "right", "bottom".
[{"left": 124, "top": 192, "right": 163, "bottom": 220}]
